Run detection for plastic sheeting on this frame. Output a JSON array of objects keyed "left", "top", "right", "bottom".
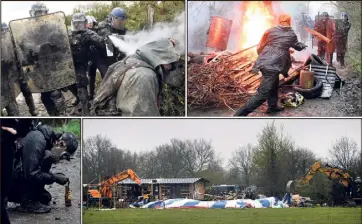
[{"left": 138, "top": 197, "right": 289, "bottom": 209}]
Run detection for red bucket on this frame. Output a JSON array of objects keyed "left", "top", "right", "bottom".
[{"left": 206, "top": 16, "right": 233, "bottom": 51}]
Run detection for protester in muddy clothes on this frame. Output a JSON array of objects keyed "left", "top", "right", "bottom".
[
  {"left": 234, "top": 14, "right": 307, "bottom": 116},
  {"left": 335, "top": 12, "right": 351, "bottom": 68},
  {"left": 93, "top": 38, "right": 180, "bottom": 116},
  {"left": 86, "top": 15, "right": 109, "bottom": 101},
  {"left": 7, "top": 123, "right": 78, "bottom": 214},
  {"left": 1, "top": 23, "right": 37, "bottom": 116},
  {"left": 1, "top": 119, "right": 34, "bottom": 224},
  {"left": 314, "top": 12, "right": 336, "bottom": 64},
  {"left": 68, "top": 13, "right": 107, "bottom": 116}
]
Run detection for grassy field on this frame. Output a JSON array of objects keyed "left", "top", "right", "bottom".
[{"left": 83, "top": 208, "right": 362, "bottom": 224}]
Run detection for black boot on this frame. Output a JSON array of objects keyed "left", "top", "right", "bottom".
[
  {"left": 24, "top": 96, "right": 38, "bottom": 116},
  {"left": 20, "top": 198, "right": 51, "bottom": 214},
  {"left": 266, "top": 105, "right": 285, "bottom": 114},
  {"left": 340, "top": 56, "right": 345, "bottom": 68}
]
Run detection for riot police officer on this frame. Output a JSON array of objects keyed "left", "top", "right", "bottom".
[
  {"left": 29, "top": 2, "right": 66, "bottom": 116},
  {"left": 86, "top": 15, "right": 109, "bottom": 100},
  {"left": 314, "top": 12, "right": 335, "bottom": 64},
  {"left": 69, "top": 13, "right": 106, "bottom": 116},
  {"left": 2, "top": 21, "right": 38, "bottom": 116},
  {"left": 1, "top": 23, "right": 21, "bottom": 117},
  {"left": 98, "top": 7, "right": 128, "bottom": 65},
  {"left": 335, "top": 12, "right": 351, "bottom": 68}
]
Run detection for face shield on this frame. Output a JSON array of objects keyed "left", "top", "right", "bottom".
[
  {"left": 111, "top": 16, "right": 127, "bottom": 30},
  {"left": 72, "top": 20, "right": 87, "bottom": 32}
]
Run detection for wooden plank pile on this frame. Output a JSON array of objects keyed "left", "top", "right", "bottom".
[{"left": 188, "top": 48, "right": 305, "bottom": 109}]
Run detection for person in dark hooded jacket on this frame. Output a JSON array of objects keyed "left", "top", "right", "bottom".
[
  {"left": 7, "top": 124, "right": 78, "bottom": 214},
  {"left": 234, "top": 14, "right": 307, "bottom": 116},
  {"left": 1, "top": 119, "right": 34, "bottom": 224}
]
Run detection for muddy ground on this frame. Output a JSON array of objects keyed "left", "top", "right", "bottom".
[
  {"left": 188, "top": 67, "right": 361, "bottom": 117},
  {"left": 14, "top": 91, "right": 76, "bottom": 117},
  {"left": 7, "top": 145, "right": 81, "bottom": 224}
]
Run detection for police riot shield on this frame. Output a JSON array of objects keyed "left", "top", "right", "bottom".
[
  {"left": 9, "top": 11, "right": 76, "bottom": 93},
  {"left": 1, "top": 30, "right": 20, "bottom": 109}
]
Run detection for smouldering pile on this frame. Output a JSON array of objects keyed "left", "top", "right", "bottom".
[{"left": 187, "top": 50, "right": 260, "bottom": 109}]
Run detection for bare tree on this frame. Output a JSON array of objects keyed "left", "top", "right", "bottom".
[
  {"left": 229, "top": 144, "right": 255, "bottom": 186},
  {"left": 329, "top": 137, "right": 359, "bottom": 171}
]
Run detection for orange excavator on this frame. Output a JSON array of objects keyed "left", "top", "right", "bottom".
[{"left": 88, "top": 169, "right": 142, "bottom": 200}]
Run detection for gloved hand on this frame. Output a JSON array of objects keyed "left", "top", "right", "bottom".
[
  {"left": 54, "top": 173, "right": 69, "bottom": 185},
  {"left": 301, "top": 43, "right": 308, "bottom": 50}
]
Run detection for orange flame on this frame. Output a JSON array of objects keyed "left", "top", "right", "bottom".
[{"left": 240, "top": 2, "right": 274, "bottom": 55}]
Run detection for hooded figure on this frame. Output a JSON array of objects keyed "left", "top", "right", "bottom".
[
  {"left": 7, "top": 124, "right": 76, "bottom": 214},
  {"left": 234, "top": 14, "right": 306, "bottom": 116},
  {"left": 93, "top": 38, "right": 180, "bottom": 116}
]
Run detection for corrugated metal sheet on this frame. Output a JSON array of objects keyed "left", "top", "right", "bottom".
[
  {"left": 117, "top": 178, "right": 204, "bottom": 185},
  {"left": 310, "top": 64, "right": 338, "bottom": 99}
]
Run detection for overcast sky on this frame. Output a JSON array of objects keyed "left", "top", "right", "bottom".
[
  {"left": 1, "top": 1, "right": 115, "bottom": 24},
  {"left": 83, "top": 119, "right": 361, "bottom": 167}
]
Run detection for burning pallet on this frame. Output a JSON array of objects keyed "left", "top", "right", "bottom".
[{"left": 188, "top": 47, "right": 305, "bottom": 109}]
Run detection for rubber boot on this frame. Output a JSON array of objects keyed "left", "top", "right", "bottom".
[
  {"left": 78, "top": 88, "right": 90, "bottom": 116},
  {"left": 20, "top": 197, "right": 51, "bottom": 214},
  {"left": 5, "top": 102, "right": 20, "bottom": 116},
  {"left": 328, "top": 53, "right": 333, "bottom": 66},
  {"left": 266, "top": 105, "right": 285, "bottom": 114},
  {"left": 25, "top": 96, "right": 38, "bottom": 116},
  {"left": 68, "top": 84, "right": 79, "bottom": 106}
]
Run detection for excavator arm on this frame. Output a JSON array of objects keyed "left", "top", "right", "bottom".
[
  {"left": 298, "top": 162, "right": 351, "bottom": 188},
  {"left": 98, "top": 169, "right": 142, "bottom": 198}
]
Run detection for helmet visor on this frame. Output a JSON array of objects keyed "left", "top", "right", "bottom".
[
  {"left": 111, "top": 17, "right": 126, "bottom": 30},
  {"left": 72, "top": 21, "right": 86, "bottom": 31}
]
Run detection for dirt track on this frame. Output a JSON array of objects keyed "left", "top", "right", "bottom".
[{"left": 7, "top": 144, "right": 81, "bottom": 224}]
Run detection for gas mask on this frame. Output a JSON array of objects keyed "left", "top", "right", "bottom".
[
  {"left": 50, "top": 139, "right": 70, "bottom": 163},
  {"left": 156, "top": 62, "right": 184, "bottom": 87},
  {"left": 111, "top": 17, "right": 126, "bottom": 30}
]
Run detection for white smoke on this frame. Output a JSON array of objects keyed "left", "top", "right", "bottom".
[
  {"left": 278, "top": 1, "right": 340, "bottom": 62},
  {"left": 109, "top": 12, "right": 185, "bottom": 56}
]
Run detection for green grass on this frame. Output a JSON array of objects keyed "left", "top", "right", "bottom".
[
  {"left": 53, "top": 119, "right": 81, "bottom": 138},
  {"left": 83, "top": 208, "right": 362, "bottom": 224}
]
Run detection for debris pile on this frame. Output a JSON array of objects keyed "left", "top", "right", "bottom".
[{"left": 188, "top": 48, "right": 305, "bottom": 109}]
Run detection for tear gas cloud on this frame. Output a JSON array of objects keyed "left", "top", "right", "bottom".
[
  {"left": 109, "top": 12, "right": 185, "bottom": 56},
  {"left": 278, "top": 1, "right": 339, "bottom": 62}
]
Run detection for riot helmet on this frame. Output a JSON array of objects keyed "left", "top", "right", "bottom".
[
  {"left": 29, "top": 2, "right": 49, "bottom": 17},
  {"left": 71, "top": 13, "right": 87, "bottom": 31},
  {"left": 86, "top": 15, "right": 97, "bottom": 29},
  {"left": 341, "top": 12, "right": 349, "bottom": 20},
  {"left": 109, "top": 7, "right": 127, "bottom": 30},
  {"left": 321, "top": 12, "right": 329, "bottom": 21},
  {"left": 1, "top": 23, "right": 9, "bottom": 32}
]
